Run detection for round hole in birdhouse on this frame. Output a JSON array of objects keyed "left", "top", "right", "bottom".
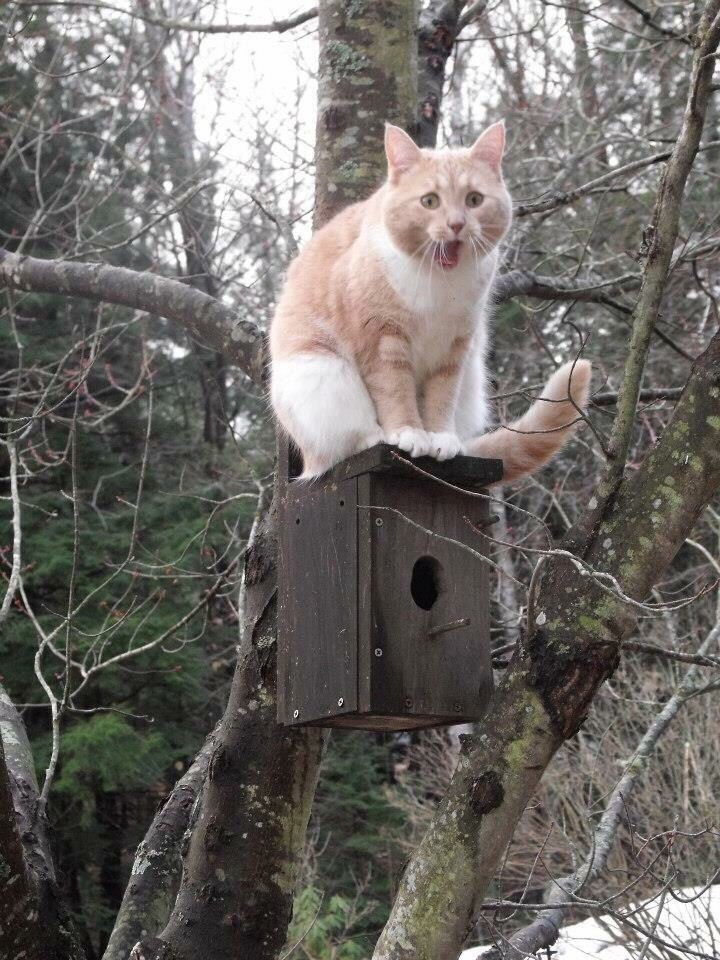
[{"left": 410, "top": 555, "right": 443, "bottom": 611}]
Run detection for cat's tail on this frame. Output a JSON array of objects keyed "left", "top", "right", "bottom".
[{"left": 464, "top": 360, "right": 591, "bottom": 483}]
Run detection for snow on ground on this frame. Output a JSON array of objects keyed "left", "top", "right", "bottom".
[{"left": 461, "top": 885, "right": 720, "bottom": 959}]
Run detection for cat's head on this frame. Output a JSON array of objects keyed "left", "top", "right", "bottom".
[{"left": 381, "top": 122, "right": 512, "bottom": 269}]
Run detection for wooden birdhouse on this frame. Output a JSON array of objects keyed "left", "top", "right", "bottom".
[{"left": 277, "top": 441, "right": 503, "bottom": 731}]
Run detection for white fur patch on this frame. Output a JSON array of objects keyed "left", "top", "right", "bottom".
[
  {"left": 386, "top": 427, "right": 431, "bottom": 458},
  {"left": 271, "top": 353, "right": 383, "bottom": 476},
  {"left": 454, "top": 334, "right": 493, "bottom": 439}
]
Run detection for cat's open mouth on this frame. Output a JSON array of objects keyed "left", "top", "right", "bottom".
[{"left": 433, "top": 240, "right": 462, "bottom": 269}]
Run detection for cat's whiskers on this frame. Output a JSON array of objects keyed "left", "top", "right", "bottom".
[
  {"left": 471, "top": 233, "right": 494, "bottom": 260},
  {"left": 469, "top": 234, "right": 481, "bottom": 274},
  {"left": 410, "top": 238, "right": 434, "bottom": 307},
  {"left": 435, "top": 237, "right": 455, "bottom": 291}
]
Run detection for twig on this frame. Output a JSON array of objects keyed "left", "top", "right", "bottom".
[{"left": 10, "top": 1, "right": 318, "bottom": 34}]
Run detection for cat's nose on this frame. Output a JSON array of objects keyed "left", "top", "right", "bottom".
[{"left": 449, "top": 220, "right": 465, "bottom": 236}]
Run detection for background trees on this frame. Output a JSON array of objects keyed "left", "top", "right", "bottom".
[{"left": 1, "top": 2, "right": 719, "bottom": 959}]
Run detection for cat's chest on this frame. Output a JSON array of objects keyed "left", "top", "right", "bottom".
[
  {"left": 369, "top": 227, "right": 492, "bottom": 373},
  {"left": 376, "top": 238, "right": 481, "bottom": 317}
]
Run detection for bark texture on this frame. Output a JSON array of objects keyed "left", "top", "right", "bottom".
[
  {"left": 416, "top": 1, "right": 469, "bottom": 147},
  {"left": 102, "top": 738, "right": 214, "bottom": 960},
  {"left": 315, "top": 0, "right": 419, "bottom": 222},
  {"left": 0, "top": 249, "right": 265, "bottom": 386},
  {"left": 0, "top": 687, "right": 86, "bottom": 960}
]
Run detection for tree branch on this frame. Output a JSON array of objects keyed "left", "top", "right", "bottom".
[
  {"left": 616, "top": 0, "right": 686, "bottom": 40},
  {"left": 0, "top": 685, "right": 86, "bottom": 959},
  {"left": 592, "top": 387, "right": 684, "bottom": 406},
  {"left": 515, "top": 140, "right": 720, "bottom": 219},
  {"left": 416, "top": 1, "right": 474, "bottom": 147},
  {"left": 603, "top": 3, "right": 720, "bottom": 492},
  {"left": 11, "top": 1, "right": 318, "bottom": 34},
  {"left": 102, "top": 735, "right": 215, "bottom": 960},
  {"left": 0, "top": 249, "right": 265, "bottom": 385},
  {"left": 488, "top": 622, "right": 720, "bottom": 959},
  {"left": 494, "top": 268, "right": 640, "bottom": 305},
  {"left": 457, "top": 0, "right": 490, "bottom": 31},
  {"left": 0, "top": 700, "right": 39, "bottom": 960}
]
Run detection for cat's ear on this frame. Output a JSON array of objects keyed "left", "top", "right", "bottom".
[
  {"left": 469, "top": 120, "right": 505, "bottom": 173},
  {"left": 384, "top": 123, "right": 422, "bottom": 182}
]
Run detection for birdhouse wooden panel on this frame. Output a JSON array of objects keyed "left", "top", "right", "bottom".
[{"left": 277, "top": 442, "right": 502, "bottom": 731}]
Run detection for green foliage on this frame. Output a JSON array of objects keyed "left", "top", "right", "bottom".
[
  {"left": 35, "top": 714, "right": 174, "bottom": 824},
  {"left": 296, "top": 732, "right": 409, "bottom": 954},
  {"left": 0, "top": 15, "right": 266, "bottom": 954},
  {"left": 287, "top": 886, "right": 373, "bottom": 960}
]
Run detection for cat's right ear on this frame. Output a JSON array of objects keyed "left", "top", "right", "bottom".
[
  {"left": 469, "top": 120, "right": 506, "bottom": 173},
  {"left": 384, "top": 124, "right": 421, "bottom": 183}
]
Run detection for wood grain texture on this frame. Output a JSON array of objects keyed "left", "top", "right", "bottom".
[
  {"left": 278, "top": 480, "right": 359, "bottom": 724},
  {"left": 327, "top": 442, "right": 502, "bottom": 486},
  {"left": 278, "top": 447, "right": 495, "bottom": 730},
  {"left": 361, "top": 473, "right": 493, "bottom": 724}
]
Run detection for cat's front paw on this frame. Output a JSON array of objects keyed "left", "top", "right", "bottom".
[
  {"left": 427, "top": 432, "right": 463, "bottom": 461},
  {"left": 386, "top": 427, "right": 431, "bottom": 458}
]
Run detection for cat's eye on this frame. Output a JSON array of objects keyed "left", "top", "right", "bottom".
[
  {"left": 420, "top": 193, "right": 440, "bottom": 209},
  {"left": 466, "top": 191, "right": 484, "bottom": 208}
]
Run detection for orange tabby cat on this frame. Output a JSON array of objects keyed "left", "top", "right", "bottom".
[{"left": 270, "top": 121, "right": 590, "bottom": 479}]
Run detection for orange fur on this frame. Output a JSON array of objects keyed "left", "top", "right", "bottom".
[
  {"left": 270, "top": 122, "right": 591, "bottom": 480},
  {"left": 465, "top": 361, "right": 592, "bottom": 482}
]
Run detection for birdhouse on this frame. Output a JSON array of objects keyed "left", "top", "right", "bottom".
[{"left": 277, "top": 440, "right": 503, "bottom": 731}]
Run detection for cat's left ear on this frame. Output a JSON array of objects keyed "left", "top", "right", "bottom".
[
  {"left": 385, "top": 123, "right": 422, "bottom": 182},
  {"left": 469, "top": 120, "right": 505, "bottom": 174}
]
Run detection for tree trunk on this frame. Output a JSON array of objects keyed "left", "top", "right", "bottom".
[
  {"left": 314, "top": 0, "right": 419, "bottom": 223},
  {"left": 102, "top": 736, "right": 214, "bottom": 960},
  {"left": 130, "top": 5, "right": 420, "bottom": 957},
  {"left": 0, "top": 687, "right": 87, "bottom": 960}
]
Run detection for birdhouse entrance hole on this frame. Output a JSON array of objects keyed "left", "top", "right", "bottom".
[{"left": 411, "top": 555, "right": 443, "bottom": 610}]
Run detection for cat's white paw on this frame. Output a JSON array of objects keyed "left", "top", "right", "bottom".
[
  {"left": 386, "top": 427, "right": 431, "bottom": 458},
  {"left": 427, "top": 432, "right": 463, "bottom": 461}
]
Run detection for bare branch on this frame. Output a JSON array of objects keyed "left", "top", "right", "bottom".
[
  {"left": 592, "top": 387, "right": 684, "bottom": 406},
  {"left": 10, "top": 1, "right": 318, "bottom": 34},
  {"left": 0, "top": 249, "right": 265, "bottom": 384},
  {"left": 457, "top": 0, "right": 489, "bottom": 32},
  {"left": 603, "top": 5, "right": 720, "bottom": 491},
  {"left": 490, "top": 622, "right": 720, "bottom": 959},
  {"left": 616, "top": 0, "right": 687, "bottom": 40},
  {"left": 515, "top": 140, "right": 720, "bottom": 219},
  {"left": 495, "top": 268, "right": 640, "bottom": 305}
]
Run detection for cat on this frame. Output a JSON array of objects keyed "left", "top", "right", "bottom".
[{"left": 269, "top": 120, "right": 591, "bottom": 480}]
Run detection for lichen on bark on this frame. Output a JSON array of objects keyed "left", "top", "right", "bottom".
[{"left": 315, "top": 0, "right": 419, "bottom": 222}]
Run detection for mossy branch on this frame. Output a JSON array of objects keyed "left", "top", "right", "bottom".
[{"left": 602, "top": 0, "right": 720, "bottom": 496}]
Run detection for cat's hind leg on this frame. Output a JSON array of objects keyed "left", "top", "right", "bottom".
[{"left": 271, "top": 351, "right": 384, "bottom": 478}]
